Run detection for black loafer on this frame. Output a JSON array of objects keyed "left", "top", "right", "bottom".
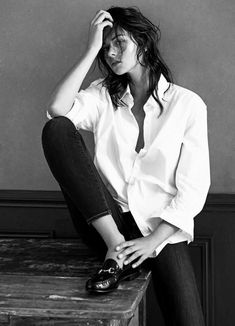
[{"left": 86, "top": 258, "right": 141, "bottom": 294}]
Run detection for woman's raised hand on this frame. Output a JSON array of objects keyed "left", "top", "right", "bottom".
[{"left": 87, "top": 10, "right": 113, "bottom": 53}]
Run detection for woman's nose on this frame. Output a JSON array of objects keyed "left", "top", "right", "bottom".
[{"left": 107, "top": 45, "right": 118, "bottom": 58}]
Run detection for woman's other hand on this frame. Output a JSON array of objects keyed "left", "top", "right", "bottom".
[
  {"left": 115, "top": 235, "right": 157, "bottom": 268},
  {"left": 87, "top": 10, "right": 113, "bottom": 53},
  {"left": 115, "top": 221, "right": 179, "bottom": 268}
]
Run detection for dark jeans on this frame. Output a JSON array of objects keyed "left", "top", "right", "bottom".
[{"left": 42, "top": 116, "right": 205, "bottom": 326}]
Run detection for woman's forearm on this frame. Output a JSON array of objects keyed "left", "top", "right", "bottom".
[
  {"left": 115, "top": 220, "right": 180, "bottom": 267},
  {"left": 47, "top": 11, "right": 113, "bottom": 118},
  {"left": 149, "top": 220, "right": 179, "bottom": 248},
  {"left": 48, "top": 48, "right": 98, "bottom": 117}
]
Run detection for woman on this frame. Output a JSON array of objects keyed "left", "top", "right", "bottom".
[{"left": 42, "top": 6, "right": 210, "bottom": 325}]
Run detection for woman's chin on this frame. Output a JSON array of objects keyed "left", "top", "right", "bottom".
[{"left": 112, "top": 68, "right": 126, "bottom": 76}]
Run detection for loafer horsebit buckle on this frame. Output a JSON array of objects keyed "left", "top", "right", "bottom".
[{"left": 98, "top": 267, "right": 116, "bottom": 274}]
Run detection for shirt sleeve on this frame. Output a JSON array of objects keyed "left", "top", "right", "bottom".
[
  {"left": 159, "top": 97, "right": 211, "bottom": 241},
  {"left": 47, "top": 79, "right": 103, "bottom": 133}
]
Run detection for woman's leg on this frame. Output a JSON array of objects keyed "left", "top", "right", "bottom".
[
  {"left": 60, "top": 188, "right": 107, "bottom": 259},
  {"left": 105, "top": 211, "right": 205, "bottom": 325},
  {"left": 41, "top": 116, "right": 126, "bottom": 263},
  {"left": 147, "top": 242, "right": 205, "bottom": 326}
]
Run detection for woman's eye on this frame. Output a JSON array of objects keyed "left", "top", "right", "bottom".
[
  {"left": 102, "top": 39, "right": 126, "bottom": 55},
  {"left": 115, "top": 39, "right": 124, "bottom": 45},
  {"left": 115, "top": 39, "right": 126, "bottom": 49}
]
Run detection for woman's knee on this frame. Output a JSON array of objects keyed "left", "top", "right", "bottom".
[
  {"left": 42, "top": 116, "right": 79, "bottom": 145},
  {"left": 42, "top": 116, "right": 73, "bottom": 137}
]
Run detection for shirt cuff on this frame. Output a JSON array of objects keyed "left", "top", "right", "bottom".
[{"left": 159, "top": 208, "right": 194, "bottom": 242}]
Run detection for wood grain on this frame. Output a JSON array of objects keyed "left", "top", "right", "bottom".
[{"left": 0, "top": 238, "right": 151, "bottom": 325}]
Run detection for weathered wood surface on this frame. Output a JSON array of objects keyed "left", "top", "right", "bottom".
[
  {"left": 0, "top": 238, "right": 99, "bottom": 277},
  {"left": 0, "top": 315, "right": 130, "bottom": 326},
  {"left": 0, "top": 316, "right": 131, "bottom": 326},
  {"left": 0, "top": 238, "right": 151, "bottom": 324}
]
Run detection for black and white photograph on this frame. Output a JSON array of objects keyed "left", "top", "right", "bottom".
[{"left": 0, "top": 1, "right": 234, "bottom": 325}]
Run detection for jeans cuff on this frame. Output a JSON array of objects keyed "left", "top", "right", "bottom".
[{"left": 87, "top": 209, "right": 113, "bottom": 225}]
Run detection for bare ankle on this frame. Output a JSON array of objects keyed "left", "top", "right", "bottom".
[
  {"left": 91, "top": 214, "right": 125, "bottom": 249},
  {"left": 108, "top": 235, "right": 125, "bottom": 251},
  {"left": 105, "top": 246, "right": 125, "bottom": 268}
]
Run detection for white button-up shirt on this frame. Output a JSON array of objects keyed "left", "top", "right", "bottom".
[{"left": 49, "top": 74, "right": 210, "bottom": 256}]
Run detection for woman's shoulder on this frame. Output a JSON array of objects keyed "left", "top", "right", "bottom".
[
  {"left": 169, "top": 81, "right": 207, "bottom": 117},
  {"left": 85, "top": 78, "right": 107, "bottom": 93},
  {"left": 83, "top": 78, "right": 110, "bottom": 103},
  {"left": 88, "top": 78, "right": 105, "bottom": 88}
]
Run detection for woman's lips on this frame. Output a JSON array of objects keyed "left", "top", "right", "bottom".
[{"left": 111, "top": 61, "right": 121, "bottom": 67}]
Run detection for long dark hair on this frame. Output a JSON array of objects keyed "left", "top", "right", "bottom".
[{"left": 96, "top": 6, "right": 173, "bottom": 115}]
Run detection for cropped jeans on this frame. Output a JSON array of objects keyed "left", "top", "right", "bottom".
[{"left": 42, "top": 116, "right": 205, "bottom": 326}]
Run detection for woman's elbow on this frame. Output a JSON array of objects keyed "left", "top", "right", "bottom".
[
  {"left": 47, "top": 102, "right": 72, "bottom": 118},
  {"left": 47, "top": 105, "right": 62, "bottom": 118}
]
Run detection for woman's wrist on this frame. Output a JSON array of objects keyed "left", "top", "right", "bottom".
[
  {"left": 149, "top": 220, "right": 179, "bottom": 248},
  {"left": 85, "top": 45, "right": 100, "bottom": 58}
]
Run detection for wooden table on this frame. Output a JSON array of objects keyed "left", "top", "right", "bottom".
[{"left": 0, "top": 238, "right": 151, "bottom": 325}]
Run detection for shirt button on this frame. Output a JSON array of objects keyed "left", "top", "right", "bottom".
[
  {"left": 129, "top": 176, "right": 135, "bottom": 185},
  {"left": 139, "top": 149, "right": 147, "bottom": 157}
]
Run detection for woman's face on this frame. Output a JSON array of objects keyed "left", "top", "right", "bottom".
[{"left": 102, "top": 27, "right": 142, "bottom": 76}]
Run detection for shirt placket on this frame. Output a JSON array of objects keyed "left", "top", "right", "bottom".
[{"left": 127, "top": 110, "right": 152, "bottom": 185}]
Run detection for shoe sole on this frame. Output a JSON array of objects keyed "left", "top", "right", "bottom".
[{"left": 120, "top": 268, "right": 141, "bottom": 281}]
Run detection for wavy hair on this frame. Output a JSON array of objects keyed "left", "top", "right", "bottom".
[{"left": 96, "top": 6, "right": 173, "bottom": 115}]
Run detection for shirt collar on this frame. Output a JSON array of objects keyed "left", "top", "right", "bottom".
[{"left": 120, "top": 74, "right": 170, "bottom": 106}]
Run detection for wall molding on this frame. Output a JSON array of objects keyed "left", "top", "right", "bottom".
[
  {"left": 190, "top": 236, "right": 214, "bottom": 326},
  {"left": 0, "top": 190, "right": 235, "bottom": 210},
  {"left": 0, "top": 190, "right": 66, "bottom": 208}
]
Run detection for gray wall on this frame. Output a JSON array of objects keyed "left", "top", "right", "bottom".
[{"left": 0, "top": 0, "right": 234, "bottom": 192}]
